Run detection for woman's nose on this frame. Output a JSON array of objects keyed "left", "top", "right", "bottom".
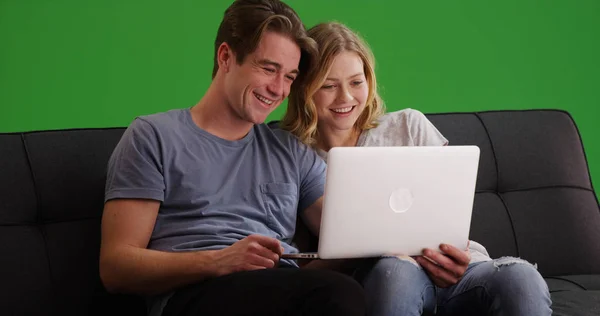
[{"left": 338, "top": 88, "right": 353, "bottom": 103}]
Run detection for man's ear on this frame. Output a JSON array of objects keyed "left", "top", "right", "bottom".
[{"left": 217, "top": 42, "right": 234, "bottom": 73}]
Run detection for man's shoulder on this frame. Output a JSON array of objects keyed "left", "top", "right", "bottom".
[
  {"left": 253, "top": 122, "right": 315, "bottom": 160},
  {"left": 134, "top": 108, "right": 188, "bottom": 130},
  {"left": 123, "top": 109, "right": 191, "bottom": 142},
  {"left": 255, "top": 122, "right": 302, "bottom": 145}
]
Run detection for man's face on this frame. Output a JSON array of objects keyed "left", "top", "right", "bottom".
[{"left": 223, "top": 31, "right": 301, "bottom": 125}]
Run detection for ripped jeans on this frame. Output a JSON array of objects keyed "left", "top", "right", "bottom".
[{"left": 355, "top": 256, "right": 552, "bottom": 316}]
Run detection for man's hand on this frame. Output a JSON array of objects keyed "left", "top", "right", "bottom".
[
  {"left": 415, "top": 243, "right": 470, "bottom": 288},
  {"left": 212, "top": 235, "right": 284, "bottom": 277}
]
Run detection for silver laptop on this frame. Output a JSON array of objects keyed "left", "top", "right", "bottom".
[{"left": 283, "top": 145, "right": 480, "bottom": 260}]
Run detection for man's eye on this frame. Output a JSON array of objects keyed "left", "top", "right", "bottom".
[
  {"left": 286, "top": 75, "right": 296, "bottom": 81},
  {"left": 264, "top": 68, "right": 276, "bottom": 73}
]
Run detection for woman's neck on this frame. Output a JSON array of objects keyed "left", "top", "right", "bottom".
[{"left": 316, "top": 126, "right": 362, "bottom": 152}]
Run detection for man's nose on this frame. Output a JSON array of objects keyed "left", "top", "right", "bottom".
[{"left": 266, "top": 75, "right": 284, "bottom": 98}]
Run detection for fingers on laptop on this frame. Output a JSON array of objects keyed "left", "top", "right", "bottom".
[
  {"left": 248, "top": 234, "right": 283, "bottom": 256},
  {"left": 416, "top": 255, "right": 459, "bottom": 287},
  {"left": 416, "top": 245, "right": 470, "bottom": 287},
  {"left": 439, "top": 243, "right": 471, "bottom": 266},
  {"left": 244, "top": 235, "right": 283, "bottom": 267}
]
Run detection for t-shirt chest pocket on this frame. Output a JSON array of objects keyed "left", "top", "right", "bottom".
[{"left": 260, "top": 182, "right": 298, "bottom": 240}]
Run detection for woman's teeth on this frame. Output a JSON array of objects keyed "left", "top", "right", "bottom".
[{"left": 331, "top": 106, "right": 353, "bottom": 113}]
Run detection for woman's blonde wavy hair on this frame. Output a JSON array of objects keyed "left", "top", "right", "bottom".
[{"left": 281, "top": 22, "right": 385, "bottom": 146}]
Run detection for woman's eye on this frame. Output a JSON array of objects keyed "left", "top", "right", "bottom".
[
  {"left": 321, "top": 85, "right": 335, "bottom": 90},
  {"left": 352, "top": 81, "right": 364, "bottom": 86}
]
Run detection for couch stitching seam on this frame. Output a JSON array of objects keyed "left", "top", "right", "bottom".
[
  {"left": 474, "top": 112, "right": 520, "bottom": 257},
  {"left": 544, "top": 276, "right": 587, "bottom": 291},
  {"left": 21, "top": 134, "right": 56, "bottom": 287}
]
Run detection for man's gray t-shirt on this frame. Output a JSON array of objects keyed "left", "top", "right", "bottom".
[{"left": 105, "top": 108, "right": 326, "bottom": 315}]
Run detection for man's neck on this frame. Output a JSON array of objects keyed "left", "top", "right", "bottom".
[
  {"left": 190, "top": 84, "right": 253, "bottom": 141},
  {"left": 316, "top": 126, "right": 361, "bottom": 152}
]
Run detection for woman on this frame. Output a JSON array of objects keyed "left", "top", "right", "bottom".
[{"left": 282, "top": 22, "right": 552, "bottom": 316}]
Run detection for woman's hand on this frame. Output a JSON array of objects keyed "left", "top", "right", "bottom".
[{"left": 415, "top": 243, "right": 470, "bottom": 288}]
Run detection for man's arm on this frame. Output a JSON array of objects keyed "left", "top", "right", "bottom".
[
  {"left": 300, "top": 196, "right": 322, "bottom": 237},
  {"left": 100, "top": 199, "right": 283, "bottom": 296}
]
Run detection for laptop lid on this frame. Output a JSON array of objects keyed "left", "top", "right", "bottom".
[{"left": 317, "top": 146, "right": 480, "bottom": 259}]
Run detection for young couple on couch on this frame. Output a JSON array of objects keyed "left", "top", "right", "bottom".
[{"left": 99, "top": 0, "right": 552, "bottom": 315}]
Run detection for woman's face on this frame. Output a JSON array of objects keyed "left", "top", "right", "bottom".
[{"left": 312, "top": 51, "right": 369, "bottom": 133}]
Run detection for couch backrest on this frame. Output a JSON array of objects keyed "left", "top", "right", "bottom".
[
  {"left": 1, "top": 110, "right": 599, "bottom": 315},
  {"left": 0, "top": 128, "right": 145, "bottom": 316},
  {"left": 427, "top": 110, "right": 600, "bottom": 276}
]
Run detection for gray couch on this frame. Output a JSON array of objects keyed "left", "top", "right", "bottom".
[{"left": 1, "top": 109, "right": 599, "bottom": 315}]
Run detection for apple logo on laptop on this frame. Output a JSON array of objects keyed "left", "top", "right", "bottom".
[{"left": 389, "top": 188, "right": 414, "bottom": 213}]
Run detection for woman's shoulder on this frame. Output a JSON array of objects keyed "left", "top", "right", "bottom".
[
  {"left": 361, "top": 109, "right": 421, "bottom": 146},
  {"left": 373, "top": 108, "right": 429, "bottom": 132},
  {"left": 360, "top": 108, "right": 445, "bottom": 147},
  {"left": 378, "top": 108, "right": 427, "bottom": 125}
]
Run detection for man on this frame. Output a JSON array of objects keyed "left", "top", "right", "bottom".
[{"left": 99, "top": 1, "right": 365, "bottom": 315}]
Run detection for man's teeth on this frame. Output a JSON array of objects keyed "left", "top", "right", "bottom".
[
  {"left": 254, "top": 93, "right": 274, "bottom": 105},
  {"left": 331, "top": 107, "right": 353, "bottom": 113}
]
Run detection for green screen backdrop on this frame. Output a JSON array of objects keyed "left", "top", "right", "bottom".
[{"left": 1, "top": 0, "right": 599, "bottom": 193}]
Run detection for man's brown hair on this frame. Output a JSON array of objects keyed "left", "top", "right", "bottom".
[{"left": 212, "top": 0, "right": 317, "bottom": 80}]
